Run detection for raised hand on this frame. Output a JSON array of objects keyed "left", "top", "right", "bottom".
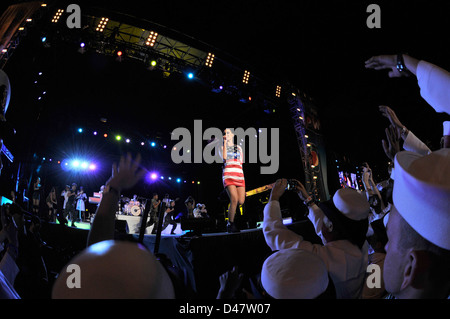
[
  {"left": 382, "top": 124, "right": 401, "bottom": 161},
  {"left": 106, "top": 153, "right": 146, "bottom": 192},
  {"left": 365, "top": 55, "right": 407, "bottom": 78},
  {"left": 379, "top": 105, "right": 405, "bottom": 135},
  {"left": 269, "top": 179, "right": 287, "bottom": 202}
]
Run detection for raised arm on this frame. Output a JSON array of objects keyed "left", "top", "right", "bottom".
[{"left": 87, "top": 153, "right": 146, "bottom": 246}]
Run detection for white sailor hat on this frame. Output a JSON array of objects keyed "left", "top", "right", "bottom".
[
  {"left": 52, "top": 240, "right": 175, "bottom": 298},
  {"left": 261, "top": 249, "right": 330, "bottom": 299},
  {"left": 393, "top": 149, "right": 450, "bottom": 250}
]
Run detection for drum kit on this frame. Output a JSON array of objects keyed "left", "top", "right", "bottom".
[{"left": 119, "top": 196, "right": 146, "bottom": 216}]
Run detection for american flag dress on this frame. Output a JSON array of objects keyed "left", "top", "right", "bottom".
[{"left": 222, "top": 144, "right": 245, "bottom": 188}]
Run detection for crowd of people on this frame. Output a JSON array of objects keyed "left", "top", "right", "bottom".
[{"left": 1, "top": 53, "right": 449, "bottom": 300}]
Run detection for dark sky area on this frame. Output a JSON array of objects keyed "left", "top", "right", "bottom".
[{"left": 1, "top": 0, "right": 449, "bottom": 213}]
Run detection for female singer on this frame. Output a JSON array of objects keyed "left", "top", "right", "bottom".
[{"left": 221, "top": 128, "right": 245, "bottom": 233}]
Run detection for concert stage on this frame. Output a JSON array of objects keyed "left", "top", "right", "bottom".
[{"left": 40, "top": 217, "right": 322, "bottom": 299}]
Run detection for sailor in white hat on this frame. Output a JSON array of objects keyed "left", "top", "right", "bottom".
[
  {"left": 261, "top": 248, "right": 333, "bottom": 299},
  {"left": 52, "top": 240, "right": 176, "bottom": 299},
  {"left": 383, "top": 149, "right": 450, "bottom": 299},
  {"left": 263, "top": 179, "right": 370, "bottom": 299}
]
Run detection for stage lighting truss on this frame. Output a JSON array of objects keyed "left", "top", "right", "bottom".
[
  {"left": 96, "top": 17, "right": 109, "bottom": 32},
  {"left": 146, "top": 31, "right": 158, "bottom": 46},
  {"left": 242, "top": 70, "right": 250, "bottom": 84},
  {"left": 205, "top": 52, "right": 215, "bottom": 67},
  {"left": 51, "top": 9, "right": 64, "bottom": 23}
]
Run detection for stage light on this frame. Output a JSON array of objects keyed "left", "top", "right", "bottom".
[
  {"left": 80, "top": 42, "right": 85, "bottom": 48},
  {"left": 116, "top": 135, "right": 122, "bottom": 141},
  {"left": 276, "top": 85, "right": 282, "bottom": 98},
  {"left": 176, "top": 178, "right": 181, "bottom": 183},
  {"left": 117, "top": 51, "right": 123, "bottom": 57},
  {"left": 242, "top": 70, "right": 250, "bottom": 84},
  {"left": 81, "top": 162, "right": 88, "bottom": 169},
  {"left": 89, "top": 164, "right": 96, "bottom": 170},
  {"left": 150, "top": 142, "right": 156, "bottom": 147},
  {"left": 141, "top": 142, "right": 145, "bottom": 146},
  {"left": 78, "top": 128, "right": 83, "bottom": 133},
  {"left": 205, "top": 52, "right": 215, "bottom": 67},
  {"left": 96, "top": 17, "right": 108, "bottom": 32},
  {"left": 168, "top": 177, "right": 172, "bottom": 180},
  {"left": 51, "top": 9, "right": 64, "bottom": 23},
  {"left": 160, "top": 176, "right": 164, "bottom": 180},
  {"left": 93, "top": 131, "right": 97, "bottom": 135},
  {"left": 104, "top": 133, "right": 108, "bottom": 138},
  {"left": 126, "top": 138, "right": 130, "bottom": 143},
  {"left": 146, "top": 31, "right": 158, "bottom": 46},
  {"left": 72, "top": 160, "right": 80, "bottom": 168},
  {"left": 41, "top": 36, "right": 47, "bottom": 43},
  {"left": 150, "top": 60, "right": 157, "bottom": 66},
  {"left": 151, "top": 173, "right": 158, "bottom": 180},
  {"left": 197, "top": 181, "right": 200, "bottom": 185},
  {"left": 187, "top": 72, "right": 194, "bottom": 79}
]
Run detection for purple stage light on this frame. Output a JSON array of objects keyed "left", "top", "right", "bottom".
[
  {"left": 89, "top": 163, "right": 97, "bottom": 170},
  {"left": 146, "top": 171, "right": 159, "bottom": 183}
]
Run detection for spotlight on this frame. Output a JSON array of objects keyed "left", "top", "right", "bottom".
[
  {"left": 187, "top": 72, "right": 194, "bottom": 79},
  {"left": 78, "top": 128, "right": 83, "bottom": 133},
  {"left": 104, "top": 133, "right": 108, "bottom": 138},
  {"left": 205, "top": 52, "right": 215, "bottom": 67},
  {"left": 81, "top": 162, "right": 88, "bottom": 169},
  {"left": 151, "top": 173, "right": 158, "bottom": 180},
  {"left": 89, "top": 164, "right": 96, "bottom": 170},
  {"left": 275, "top": 85, "right": 281, "bottom": 98},
  {"left": 51, "top": 9, "right": 64, "bottom": 23},
  {"left": 141, "top": 142, "right": 145, "bottom": 146},
  {"left": 126, "top": 138, "right": 130, "bottom": 143},
  {"left": 145, "top": 31, "right": 158, "bottom": 47},
  {"left": 93, "top": 131, "right": 97, "bottom": 135},
  {"left": 80, "top": 42, "right": 85, "bottom": 48},
  {"left": 176, "top": 178, "right": 181, "bottom": 183},
  {"left": 116, "top": 135, "right": 122, "bottom": 141},
  {"left": 150, "top": 142, "right": 156, "bottom": 147},
  {"left": 117, "top": 51, "right": 123, "bottom": 57},
  {"left": 96, "top": 17, "right": 108, "bottom": 32},
  {"left": 151, "top": 60, "right": 157, "bottom": 66},
  {"left": 72, "top": 160, "right": 80, "bottom": 168},
  {"left": 41, "top": 36, "right": 47, "bottom": 43},
  {"left": 242, "top": 70, "right": 250, "bottom": 84}
]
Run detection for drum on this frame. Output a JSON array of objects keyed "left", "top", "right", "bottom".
[{"left": 130, "top": 205, "right": 142, "bottom": 216}]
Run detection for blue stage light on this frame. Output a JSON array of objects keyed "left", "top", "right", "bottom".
[
  {"left": 78, "top": 128, "right": 83, "bottom": 133},
  {"left": 150, "top": 141, "right": 156, "bottom": 147},
  {"left": 187, "top": 72, "right": 194, "bottom": 79},
  {"left": 41, "top": 36, "right": 47, "bottom": 43}
]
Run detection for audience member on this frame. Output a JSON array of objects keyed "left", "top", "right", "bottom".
[
  {"left": 0, "top": 204, "right": 20, "bottom": 299},
  {"left": 383, "top": 149, "right": 450, "bottom": 299},
  {"left": 52, "top": 240, "right": 175, "bottom": 299},
  {"left": 263, "top": 179, "right": 369, "bottom": 298},
  {"left": 260, "top": 249, "right": 334, "bottom": 299}
]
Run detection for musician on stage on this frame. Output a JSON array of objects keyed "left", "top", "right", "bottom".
[
  {"left": 221, "top": 129, "right": 245, "bottom": 233},
  {"left": 150, "top": 193, "right": 161, "bottom": 234},
  {"left": 162, "top": 200, "right": 177, "bottom": 235}
]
